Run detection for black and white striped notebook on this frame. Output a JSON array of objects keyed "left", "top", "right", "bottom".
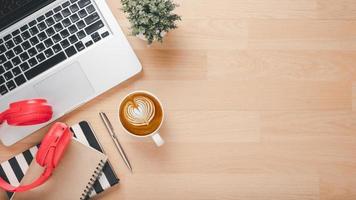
[{"left": 0, "top": 121, "right": 119, "bottom": 199}]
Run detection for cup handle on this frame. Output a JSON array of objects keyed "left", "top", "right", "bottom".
[{"left": 152, "top": 133, "right": 164, "bottom": 147}]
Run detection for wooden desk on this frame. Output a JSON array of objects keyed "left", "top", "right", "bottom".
[{"left": 1, "top": 0, "right": 356, "bottom": 199}]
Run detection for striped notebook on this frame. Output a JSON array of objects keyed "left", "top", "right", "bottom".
[{"left": 0, "top": 121, "right": 119, "bottom": 199}]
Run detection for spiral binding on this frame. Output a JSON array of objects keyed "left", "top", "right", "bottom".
[{"left": 80, "top": 160, "right": 106, "bottom": 200}]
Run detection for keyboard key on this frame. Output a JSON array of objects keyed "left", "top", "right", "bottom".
[
  {"left": 78, "top": 0, "right": 90, "bottom": 8},
  {"left": 21, "top": 31, "right": 31, "bottom": 40},
  {"left": 28, "top": 47, "right": 37, "bottom": 57},
  {"left": 0, "top": 45, "right": 6, "bottom": 54},
  {"left": 0, "top": 76, "right": 4, "bottom": 84},
  {"left": 13, "top": 46, "right": 23, "bottom": 54},
  {"left": 52, "top": 35, "right": 61, "bottom": 44},
  {"left": 78, "top": 9, "right": 87, "bottom": 18},
  {"left": 54, "top": 6, "right": 62, "bottom": 13},
  {"left": 52, "top": 44, "right": 62, "bottom": 53},
  {"left": 29, "top": 26, "right": 39, "bottom": 35},
  {"left": 85, "top": 20, "right": 103, "bottom": 35},
  {"left": 62, "top": 8, "right": 71, "bottom": 17},
  {"left": 0, "top": 84, "right": 8, "bottom": 95},
  {"left": 68, "top": 25, "right": 78, "bottom": 34},
  {"left": 0, "top": 66, "right": 4, "bottom": 74},
  {"left": 60, "top": 29, "right": 70, "bottom": 38},
  {"left": 0, "top": 55, "right": 6, "bottom": 64},
  {"left": 37, "top": 53, "right": 46, "bottom": 62},
  {"left": 30, "top": 36, "right": 39, "bottom": 45},
  {"left": 5, "top": 50, "right": 15, "bottom": 59},
  {"left": 13, "top": 36, "right": 23, "bottom": 44},
  {"left": 0, "top": 38, "right": 2, "bottom": 44},
  {"left": 12, "top": 30, "right": 20, "bottom": 36},
  {"left": 70, "top": 14, "right": 79, "bottom": 23},
  {"left": 4, "top": 61, "right": 12, "bottom": 70},
  {"left": 14, "top": 75, "right": 26, "bottom": 86},
  {"left": 21, "top": 41, "right": 31, "bottom": 50},
  {"left": 38, "top": 22, "right": 47, "bottom": 31},
  {"left": 36, "top": 43, "right": 46, "bottom": 52},
  {"left": 38, "top": 32, "right": 47, "bottom": 41},
  {"left": 20, "top": 25, "right": 29, "bottom": 32},
  {"left": 12, "top": 57, "right": 21, "bottom": 66},
  {"left": 86, "top": 5, "right": 95, "bottom": 14},
  {"left": 44, "top": 38, "right": 54, "bottom": 48},
  {"left": 65, "top": 46, "right": 77, "bottom": 57},
  {"left": 84, "top": 40, "right": 93, "bottom": 47},
  {"left": 77, "top": 30, "right": 86, "bottom": 39},
  {"left": 25, "top": 52, "right": 67, "bottom": 80},
  {"left": 29, "top": 20, "right": 37, "bottom": 27},
  {"left": 20, "top": 62, "right": 30, "bottom": 71},
  {"left": 92, "top": 33, "right": 101, "bottom": 42},
  {"left": 62, "top": 18, "right": 71, "bottom": 27},
  {"left": 62, "top": 1, "right": 70, "bottom": 8},
  {"left": 4, "top": 71, "right": 13, "bottom": 80},
  {"left": 54, "top": 23, "right": 64, "bottom": 32},
  {"left": 20, "top": 52, "right": 29, "bottom": 61},
  {"left": 37, "top": 15, "right": 45, "bottom": 22},
  {"left": 68, "top": 35, "right": 78, "bottom": 44},
  {"left": 54, "top": 13, "right": 63, "bottom": 22},
  {"left": 75, "top": 41, "right": 85, "bottom": 51},
  {"left": 45, "top": 10, "right": 54, "bottom": 18},
  {"left": 84, "top": 12, "right": 99, "bottom": 25},
  {"left": 12, "top": 67, "right": 21, "bottom": 76},
  {"left": 5, "top": 40, "right": 15, "bottom": 49},
  {"left": 76, "top": 20, "right": 85, "bottom": 29},
  {"left": 44, "top": 49, "right": 54, "bottom": 58},
  {"left": 46, "top": 27, "right": 55, "bottom": 37},
  {"left": 4, "top": 34, "right": 12, "bottom": 41},
  {"left": 70, "top": 4, "right": 79, "bottom": 13},
  {"left": 60, "top": 39, "right": 70, "bottom": 49},
  {"left": 45, "top": 17, "right": 55, "bottom": 26},
  {"left": 6, "top": 80, "right": 16, "bottom": 91},
  {"left": 45, "top": 29, "right": 55, "bottom": 39},
  {"left": 101, "top": 31, "right": 109, "bottom": 38},
  {"left": 28, "top": 58, "right": 38, "bottom": 67}
]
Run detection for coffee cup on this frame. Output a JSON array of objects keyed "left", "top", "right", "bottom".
[{"left": 118, "top": 91, "right": 165, "bottom": 146}]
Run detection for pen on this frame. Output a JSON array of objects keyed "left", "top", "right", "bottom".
[{"left": 99, "top": 112, "right": 133, "bottom": 173}]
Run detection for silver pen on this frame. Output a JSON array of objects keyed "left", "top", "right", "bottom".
[{"left": 99, "top": 112, "right": 133, "bottom": 173}]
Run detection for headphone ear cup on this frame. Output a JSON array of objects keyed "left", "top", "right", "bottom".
[
  {"left": 5, "top": 99, "right": 53, "bottom": 126},
  {"left": 36, "top": 123, "right": 72, "bottom": 167},
  {"left": 36, "top": 126, "right": 56, "bottom": 167},
  {"left": 7, "top": 113, "right": 52, "bottom": 126}
]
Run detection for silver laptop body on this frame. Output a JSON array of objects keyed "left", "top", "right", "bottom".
[{"left": 0, "top": 0, "right": 142, "bottom": 146}]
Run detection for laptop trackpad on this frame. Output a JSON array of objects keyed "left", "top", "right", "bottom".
[{"left": 33, "top": 62, "right": 95, "bottom": 114}]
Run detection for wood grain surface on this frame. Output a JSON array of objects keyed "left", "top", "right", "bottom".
[{"left": 1, "top": 0, "right": 356, "bottom": 199}]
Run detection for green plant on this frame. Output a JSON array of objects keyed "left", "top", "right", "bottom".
[{"left": 121, "top": 0, "right": 181, "bottom": 44}]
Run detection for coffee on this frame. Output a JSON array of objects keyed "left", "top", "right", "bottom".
[{"left": 119, "top": 92, "right": 163, "bottom": 136}]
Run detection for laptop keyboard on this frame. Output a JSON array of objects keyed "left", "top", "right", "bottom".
[{"left": 0, "top": 0, "right": 110, "bottom": 96}]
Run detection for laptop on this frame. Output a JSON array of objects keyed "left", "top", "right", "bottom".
[{"left": 0, "top": 0, "right": 142, "bottom": 146}]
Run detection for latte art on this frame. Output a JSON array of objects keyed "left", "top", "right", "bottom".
[
  {"left": 120, "top": 92, "right": 163, "bottom": 136},
  {"left": 123, "top": 96, "right": 156, "bottom": 126}
]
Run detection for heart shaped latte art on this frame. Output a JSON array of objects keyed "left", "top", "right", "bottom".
[{"left": 123, "top": 96, "right": 156, "bottom": 126}]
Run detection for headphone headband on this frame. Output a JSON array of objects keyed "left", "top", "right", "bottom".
[{"left": 0, "top": 165, "right": 54, "bottom": 192}]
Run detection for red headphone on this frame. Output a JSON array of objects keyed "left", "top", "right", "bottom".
[{"left": 0, "top": 99, "right": 72, "bottom": 192}]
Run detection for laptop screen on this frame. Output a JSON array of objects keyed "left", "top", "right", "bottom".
[{"left": 0, "top": 0, "right": 56, "bottom": 32}]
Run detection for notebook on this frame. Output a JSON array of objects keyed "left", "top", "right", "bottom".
[
  {"left": 11, "top": 138, "right": 107, "bottom": 200},
  {"left": 0, "top": 121, "right": 119, "bottom": 199}
]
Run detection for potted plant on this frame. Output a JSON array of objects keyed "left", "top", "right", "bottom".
[{"left": 121, "top": 0, "right": 181, "bottom": 44}]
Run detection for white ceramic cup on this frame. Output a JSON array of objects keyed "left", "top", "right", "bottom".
[{"left": 119, "top": 91, "right": 165, "bottom": 147}]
